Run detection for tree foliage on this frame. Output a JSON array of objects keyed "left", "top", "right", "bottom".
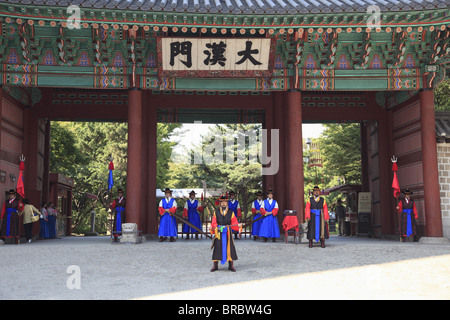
[
  {"left": 167, "top": 124, "right": 263, "bottom": 218},
  {"left": 435, "top": 79, "right": 450, "bottom": 111},
  {"left": 50, "top": 121, "right": 180, "bottom": 234}
]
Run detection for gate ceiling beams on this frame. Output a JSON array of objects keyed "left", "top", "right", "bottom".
[{"left": 0, "top": 3, "right": 449, "bottom": 91}]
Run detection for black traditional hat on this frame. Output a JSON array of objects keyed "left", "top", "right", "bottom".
[
  {"left": 117, "top": 188, "right": 123, "bottom": 193},
  {"left": 403, "top": 188, "right": 413, "bottom": 195},
  {"left": 8, "top": 189, "right": 15, "bottom": 194},
  {"left": 218, "top": 195, "right": 229, "bottom": 202},
  {"left": 189, "top": 190, "right": 196, "bottom": 195},
  {"left": 163, "top": 188, "right": 172, "bottom": 194},
  {"left": 256, "top": 191, "right": 263, "bottom": 196},
  {"left": 228, "top": 190, "right": 236, "bottom": 195},
  {"left": 313, "top": 186, "right": 320, "bottom": 191},
  {"left": 266, "top": 188, "right": 274, "bottom": 194}
]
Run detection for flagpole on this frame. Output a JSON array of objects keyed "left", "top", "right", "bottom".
[
  {"left": 391, "top": 155, "right": 400, "bottom": 239},
  {"left": 108, "top": 157, "right": 114, "bottom": 236},
  {"left": 17, "top": 154, "right": 26, "bottom": 200}
]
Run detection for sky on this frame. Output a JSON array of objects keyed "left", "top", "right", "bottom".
[{"left": 171, "top": 123, "right": 323, "bottom": 154}]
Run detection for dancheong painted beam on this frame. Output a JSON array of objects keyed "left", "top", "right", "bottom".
[{"left": 0, "top": 0, "right": 448, "bottom": 95}]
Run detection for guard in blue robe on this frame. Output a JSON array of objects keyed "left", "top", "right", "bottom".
[
  {"left": 158, "top": 188, "right": 178, "bottom": 242},
  {"left": 110, "top": 188, "right": 126, "bottom": 242},
  {"left": 251, "top": 191, "right": 264, "bottom": 240},
  {"left": 258, "top": 189, "right": 280, "bottom": 242},
  {"left": 182, "top": 190, "right": 204, "bottom": 239},
  {"left": 228, "top": 191, "right": 241, "bottom": 240}
]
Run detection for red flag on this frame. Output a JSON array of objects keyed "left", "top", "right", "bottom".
[
  {"left": 17, "top": 160, "right": 25, "bottom": 198},
  {"left": 392, "top": 162, "right": 400, "bottom": 198},
  {"left": 201, "top": 192, "right": 204, "bottom": 201}
]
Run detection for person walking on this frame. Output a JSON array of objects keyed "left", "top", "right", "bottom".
[{"left": 20, "top": 199, "right": 40, "bottom": 243}]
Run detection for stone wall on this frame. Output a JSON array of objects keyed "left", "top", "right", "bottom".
[{"left": 437, "top": 143, "right": 450, "bottom": 239}]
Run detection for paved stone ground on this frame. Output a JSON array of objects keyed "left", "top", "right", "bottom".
[{"left": 0, "top": 235, "right": 449, "bottom": 300}]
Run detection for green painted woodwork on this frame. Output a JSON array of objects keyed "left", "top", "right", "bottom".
[
  {"left": 0, "top": 3, "right": 448, "bottom": 93},
  {"left": 175, "top": 79, "right": 257, "bottom": 91},
  {"left": 334, "top": 78, "right": 388, "bottom": 91}
]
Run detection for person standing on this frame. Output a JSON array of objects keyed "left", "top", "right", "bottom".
[
  {"left": 228, "top": 191, "right": 242, "bottom": 240},
  {"left": 258, "top": 188, "right": 280, "bottom": 242},
  {"left": 251, "top": 191, "right": 264, "bottom": 241},
  {"left": 158, "top": 188, "right": 178, "bottom": 242},
  {"left": 396, "top": 189, "right": 419, "bottom": 242},
  {"left": 39, "top": 202, "right": 49, "bottom": 240},
  {"left": 20, "top": 199, "right": 40, "bottom": 243},
  {"left": 182, "top": 190, "right": 203, "bottom": 240},
  {"left": 47, "top": 202, "right": 57, "bottom": 239},
  {"left": 0, "top": 189, "right": 24, "bottom": 244},
  {"left": 305, "top": 186, "right": 329, "bottom": 248},
  {"left": 210, "top": 195, "right": 242, "bottom": 272},
  {"left": 110, "top": 188, "right": 126, "bottom": 242},
  {"left": 335, "top": 199, "right": 346, "bottom": 236}
]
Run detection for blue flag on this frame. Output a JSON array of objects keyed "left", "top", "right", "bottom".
[{"left": 108, "top": 161, "right": 114, "bottom": 191}]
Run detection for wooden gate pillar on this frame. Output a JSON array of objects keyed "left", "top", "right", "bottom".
[
  {"left": 420, "top": 89, "right": 443, "bottom": 237},
  {"left": 286, "top": 90, "right": 305, "bottom": 222},
  {"left": 125, "top": 88, "right": 143, "bottom": 229}
]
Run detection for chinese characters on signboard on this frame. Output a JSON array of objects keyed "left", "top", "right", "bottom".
[{"left": 161, "top": 38, "right": 271, "bottom": 72}]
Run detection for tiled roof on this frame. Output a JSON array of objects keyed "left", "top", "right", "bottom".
[
  {"left": 436, "top": 112, "right": 450, "bottom": 139},
  {"left": 1, "top": 0, "right": 449, "bottom": 14}
]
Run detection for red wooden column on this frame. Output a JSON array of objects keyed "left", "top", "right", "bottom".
[
  {"left": 273, "top": 92, "right": 287, "bottom": 222},
  {"left": 125, "top": 88, "right": 143, "bottom": 228},
  {"left": 147, "top": 92, "right": 158, "bottom": 234},
  {"left": 420, "top": 89, "right": 443, "bottom": 237},
  {"left": 263, "top": 93, "right": 275, "bottom": 193},
  {"left": 286, "top": 90, "right": 305, "bottom": 222}
]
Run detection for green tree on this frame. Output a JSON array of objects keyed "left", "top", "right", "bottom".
[
  {"left": 50, "top": 121, "right": 180, "bottom": 234},
  {"left": 167, "top": 124, "right": 263, "bottom": 218},
  {"left": 435, "top": 79, "right": 450, "bottom": 111},
  {"left": 320, "top": 123, "right": 362, "bottom": 185}
]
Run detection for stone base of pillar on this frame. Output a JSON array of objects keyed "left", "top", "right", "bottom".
[
  {"left": 418, "top": 237, "right": 450, "bottom": 244},
  {"left": 119, "top": 223, "right": 144, "bottom": 244}
]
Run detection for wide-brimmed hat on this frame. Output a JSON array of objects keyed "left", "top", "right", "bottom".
[
  {"left": 403, "top": 188, "right": 413, "bottom": 195},
  {"left": 218, "top": 195, "right": 229, "bottom": 202},
  {"left": 266, "top": 188, "right": 274, "bottom": 195},
  {"left": 163, "top": 188, "right": 172, "bottom": 194},
  {"left": 189, "top": 190, "right": 196, "bottom": 195}
]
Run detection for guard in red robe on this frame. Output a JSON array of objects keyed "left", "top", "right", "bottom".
[
  {"left": 305, "top": 186, "right": 329, "bottom": 248},
  {"left": 110, "top": 188, "right": 126, "bottom": 242},
  {"left": 210, "top": 195, "right": 242, "bottom": 272},
  {"left": 396, "top": 188, "right": 418, "bottom": 242},
  {"left": 1, "top": 189, "right": 24, "bottom": 244}
]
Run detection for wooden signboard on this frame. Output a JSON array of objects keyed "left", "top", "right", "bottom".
[{"left": 158, "top": 37, "right": 275, "bottom": 78}]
